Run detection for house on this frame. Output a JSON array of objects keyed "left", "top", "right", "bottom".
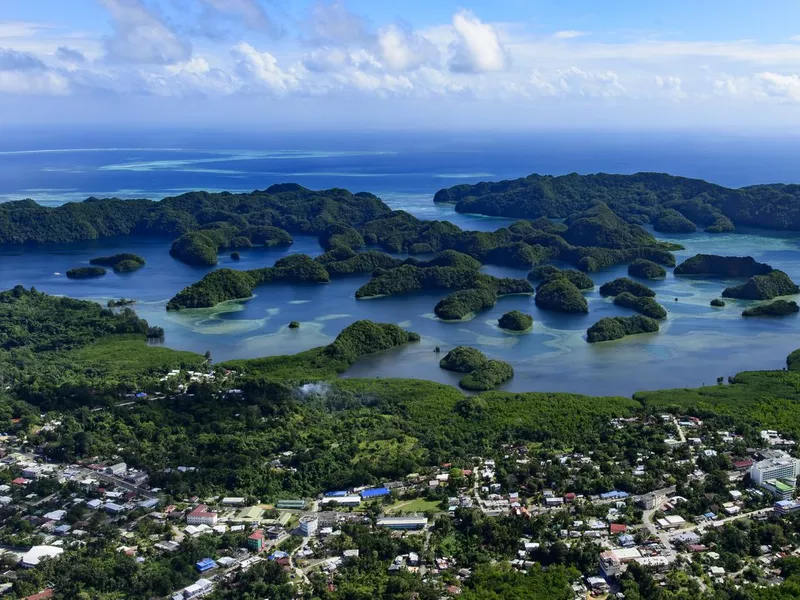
[
  {"left": 43, "top": 510, "right": 66, "bottom": 522},
  {"left": 182, "top": 578, "right": 213, "bottom": 599},
  {"left": 195, "top": 558, "right": 218, "bottom": 573},
  {"left": 221, "top": 497, "right": 246, "bottom": 506},
  {"left": 610, "top": 523, "right": 627, "bottom": 535},
  {"left": 105, "top": 463, "right": 127, "bottom": 477},
  {"left": 21, "top": 546, "right": 64, "bottom": 568},
  {"left": 104, "top": 502, "right": 125, "bottom": 515},
  {"left": 247, "top": 530, "right": 266, "bottom": 553},
  {"left": 23, "top": 590, "right": 54, "bottom": 600},
  {"left": 187, "top": 504, "right": 218, "bottom": 526}
]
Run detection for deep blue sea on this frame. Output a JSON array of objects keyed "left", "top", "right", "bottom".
[{"left": 2, "top": 129, "right": 800, "bottom": 396}]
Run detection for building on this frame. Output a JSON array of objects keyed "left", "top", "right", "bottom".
[
  {"left": 656, "top": 515, "right": 686, "bottom": 529},
  {"left": 599, "top": 548, "right": 641, "bottom": 578},
  {"left": 376, "top": 517, "right": 428, "bottom": 531},
  {"left": 20, "top": 546, "right": 64, "bottom": 568},
  {"left": 775, "top": 500, "right": 800, "bottom": 514},
  {"left": 762, "top": 478, "right": 795, "bottom": 501},
  {"left": 641, "top": 491, "right": 667, "bottom": 510},
  {"left": 247, "top": 530, "right": 266, "bottom": 553},
  {"left": 320, "top": 495, "right": 361, "bottom": 507},
  {"left": 182, "top": 578, "right": 213, "bottom": 599},
  {"left": 750, "top": 452, "right": 800, "bottom": 486},
  {"left": 275, "top": 499, "right": 306, "bottom": 510},
  {"left": 361, "top": 487, "right": 391, "bottom": 500},
  {"left": 105, "top": 462, "right": 127, "bottom": 476},
  {"left": 299, "top": 516, "right": 318, "bottom": 537},
  {"left": 187, "top": 505, "right": 218, "bottom": 526},
  {"left": 222, "top": 497, "right": 245, "bottom": 505},
  {"left": 195, "top": 558, "right": 218, "bottom": 573},
  {"left": 235, "top": 506, "right": 264, "bottom": 521}
]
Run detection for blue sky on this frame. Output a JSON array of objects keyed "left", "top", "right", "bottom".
[{"left": 3, "top": 0, "right": 800, "bottom": 129}]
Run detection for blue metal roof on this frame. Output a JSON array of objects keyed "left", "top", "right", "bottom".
[
  {"left": 360, "top": 487, "right": 390, "bottom": 498},
  {"left": 325, "top": 490, "right": 348, "bottom": 497},
  {"left": 196, "top": 558, "right": 217, "bottom": 572}
]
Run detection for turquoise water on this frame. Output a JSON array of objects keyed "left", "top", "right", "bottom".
[{"left": 1, "top": 205, "right": 798, "bottom": 396}]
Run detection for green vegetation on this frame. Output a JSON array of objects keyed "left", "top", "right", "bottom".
[
  {"left": 167, "top": 254, "right": 330, "bottom": 310},
  {"left": 587, "top": 315, "right": 660, "bottom": 343},
  {"left": 674, "top": 254, "right": 773, "bottom": 277},
  {"left": 320, "top": 250, "right": 404, "bottom": 277},
  {"left": 498, "top": 310, "right": 533, "bottom": 331},
  {"left": 288, "top": 321, "right": 300, "bottom": 329},
  {"left": 222, "top": 320, "right": 419, "bottom": 382},
  {"left": 169, "top": 231, "right": 219, "bottom": 266},
  {"left": 711, "top": 298, "right": 726, "bottom": 307},
  {"left": 231, "top": 251, "right": 240, "bottom": 260},
  {"left": 653, "top": 208, "right": 697, "bottom": 233},
  {"left": 460, "top": 359, "right": 515, "bottom": 391},
  {"left": 90, "top": 253, "right": 145, "bottom": 273},
  {"left": 461, "top": 564, "right": 578, "bottom": 600},
  {"left": 788, "top": 350, "right": 800, "bottom": 371},
  {"left": 529, "top": 266, "right": 594, "bottom": 290},
  {"left": 66, "top": 266, "right": 107, "bottom": 279},
  {"left": 438, "top": 346, "right": 513, "bottom": 390},
  {"left": 613, "top": 292, "right": 667, "bottom": 319},
  {"left": 434, "top": 288, "right": 497, "bottom": 320},
  {"left": 433, "top": 171, "right": 800, "bottom": 231},
  {"left": 742, "top": 299, "right": 800, "bottom": 317},
  {"left": 0, "top": 287, "right": 204, "bottom": 407},
  {"left": 599, "top": 277, "right": 656, "bottom": 298},
  {"left": 439, "top": 346, "right": 489, "bottom": 373},
  {"left": 628, "top": 258, "right": 667, "bottom": 279},
  {"left": 722, "top": 270, "right": 800, "bottom": 300},
  {"left": 535, "top": 279, "right": 588, "bottom": 313},
  {"left": 107, "top": 298, "right": 136, "bottom": 307}
]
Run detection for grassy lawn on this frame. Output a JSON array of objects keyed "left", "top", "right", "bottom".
[{"left": 385, "top": 497, "right": 443, "bottom": 514}]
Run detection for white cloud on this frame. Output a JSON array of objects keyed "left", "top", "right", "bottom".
[
  {"left": 100, "top": 0, "right": 190, "bottom": 64},
  {"left": 449, "top": 10, "right": 508, "bottom": 73},
  {"left": 231, "top": 42, "right": 299, "bottom": 93},
  {"left": 56, "top": 46, "right": 86, "bottom": 64},
  {"left": 655, "top": 75, "right": 687, "bottom": 99},
  {"left": 758, "top": 72, "right": 800, "bottom": 102},
  {"left": 376, "top": 23, "right": 438, "bottom": 72},
  {"left": 0, "top": 69, "right": 69, "bottom": 95},
  {"left": 554, "top": 30, "right": 588, "bottom": 40},
  {"left": 556, "top": 67, "right": 626, "bottom": 98}
]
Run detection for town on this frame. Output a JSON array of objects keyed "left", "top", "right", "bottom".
[{"left": 1, "top": 379, "right": 800, "bottom": 600}]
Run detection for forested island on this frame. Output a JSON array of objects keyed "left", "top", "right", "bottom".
[
  {"left": 628, "top": 258, "right": 666, "bottom": 279},
  {"left": 433, "top": 171, "right": 800, "bottom": 231},
  {"left": 613, "top": 292, "right": 667, "bottom": 319},
  {"left": 498, "top": 310, "right": 533, "bottom": 331},
  {"left": 599, "top": 278, "right": 656, "bottom": 298},
  {"left": 674, "top": 254, "right": 774, "bottom": 277},
  {"left": 742, "top": 300, "right": 800, "bottom": 317},
  {"left": 90, "top": 253, "right": 145, "bottom": 273},
  {"left": 534, "top": 279, "right": 589, "bottom": 313},
  {"left": 587, "top": 315, "right": 660, "bottom": 343},
  {"left": 66, "top": 266, "right": 107, "bottom": 279},
  {"left": 722, "top": 270, "right": 800, "bottom": 300},
  {"left": 439, "top": 346, "right": 514, "bottom": 390}
]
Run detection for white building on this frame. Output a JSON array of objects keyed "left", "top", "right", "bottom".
[
  {"left": 299, "top": 516, "right": 318, "bottom": 537},
  {"left": 105, "top": 462, "right": 128, "bottom": 476},
  {"left": 750, "top": 452, "right": 800, "bottom": 486},
  {"left": 186, "top": 504, "right": 218, "bottom": 526},
  {"left": 21, "top": 545, "right": 64, "bottom": 568}
]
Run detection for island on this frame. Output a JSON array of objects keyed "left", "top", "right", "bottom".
[
  {"left": 146, "top": 326, "right": 165, "bottom": 339},
  {"left": 599, "top": 278, "right": 656, "bottom": 298},
  {"left": 439, "top": 346, "right": 514, "bottom": 390},
  {"left": 288, "top": 321, "right": 300, "bottom": 329},
  {"left": 107, "top": 298, "right": 136, "bottom": 307},
  {"left": 710, "top": 298, "right": 726, "bottom": 307},
  {"left": 66, "top": 266, "right": 107, "bottom": 279},
  {"left": 434, "top": 288, "right": 497, "bottom": 320},
  {"left": 433, "top": 171, "right": 800, "bottom": 231},
  {"left": 628, "top": 258, "right": 666, "bottom": 279},
  {"left": 498, "top": 310, "right": 533, "bottom": 332},
  {"left": 613, "top": 292, "right": 667, "bottom": 319},
  {"left": 90, "top": 253, "right": 145, "bottom": 273},
  {"left": 742, "top": 300, "right": 800, "bottom": 317},
  {"left": 231, "top": 251, "right": 240, "bottom": 261},
  {"left": 166, "top": 254, "right": 330, "bottom": 310},
  {"left": 535, "top": 279, "right": 588, "bottom": 313},
  {"left": 674, "top": 254, "right": 773, "bottom": 277},
  {"left": 722, "top": 270, "right": 800, "bottom": 300},
  {"left": 587, "top": 315, "right": 660, "bottom": 343},
  {"left": 529, "top": 266, "right": 594, "bottom": 290}
]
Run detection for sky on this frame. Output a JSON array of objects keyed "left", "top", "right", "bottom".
[{"left": 4, "top": 0, "right": 800, "bottom": 130}]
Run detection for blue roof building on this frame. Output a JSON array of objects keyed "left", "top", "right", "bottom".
[
  {"left": 325, "top": 490, "right": 348, "bottom": 497},
  {"left": 600, "top": 490, "right": 629, "bottom": 500},
  {"left": 196, "top": 558, "right": 218, "bottom": 572},
  {"left": 360, "top": 487, "right": 390, "bottom": 499}
]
